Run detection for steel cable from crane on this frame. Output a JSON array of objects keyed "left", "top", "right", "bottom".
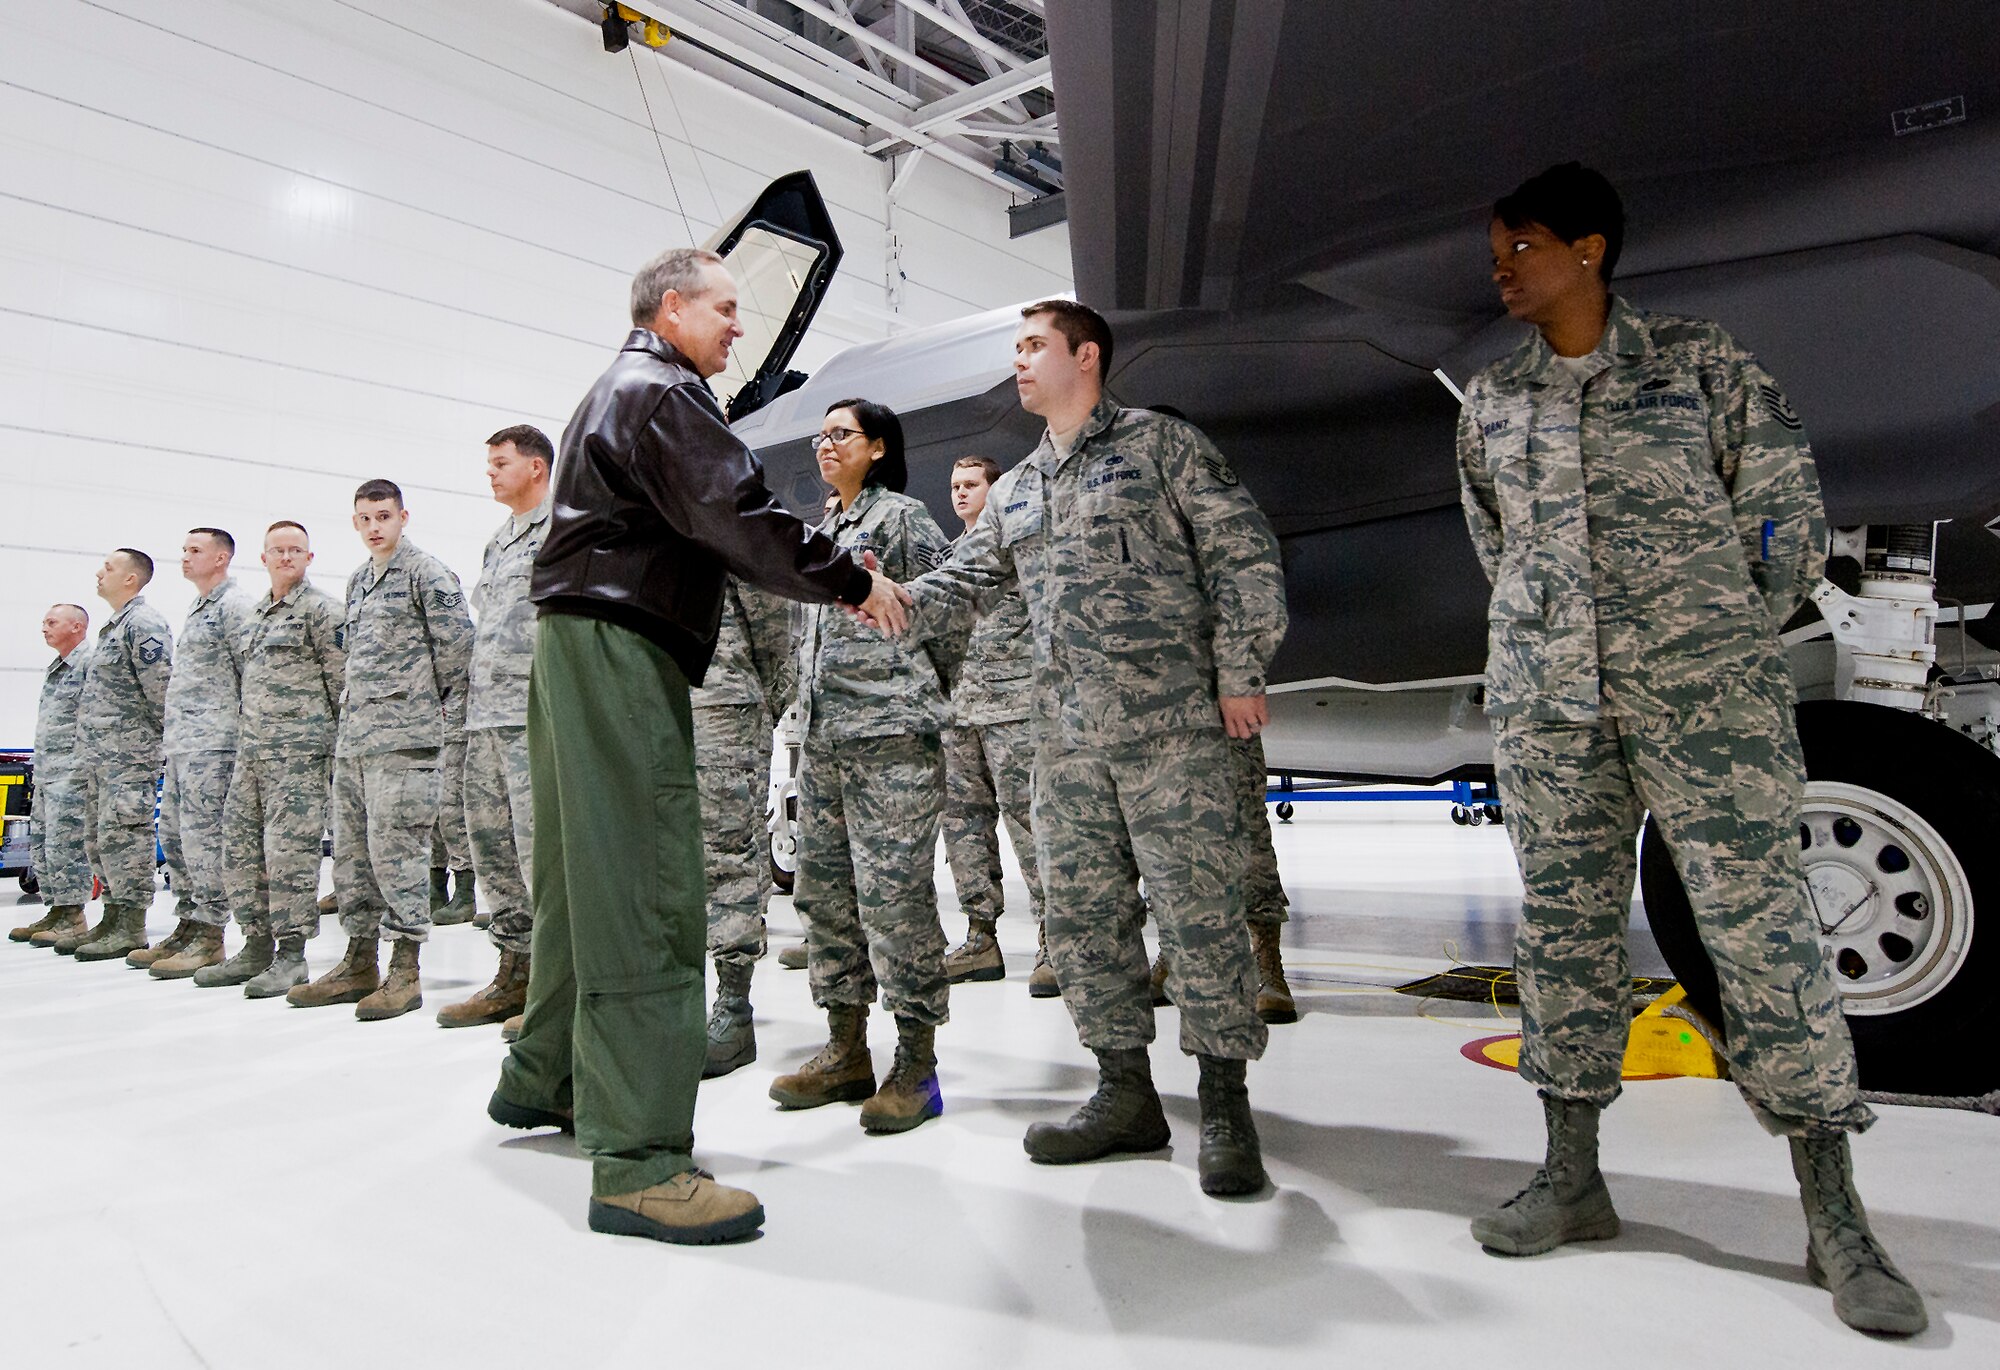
[{"left": 627, "top": 44, "right": 696, "bottom": 248}]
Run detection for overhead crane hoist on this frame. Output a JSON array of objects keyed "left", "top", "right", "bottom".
[{"left": 602, "top": 3, "right": 670, "bottom": 51}]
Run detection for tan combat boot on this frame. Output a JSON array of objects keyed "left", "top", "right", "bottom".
[
  {"left": 74, "top": 903, "right": 151, "bottom": 961},
  {"left": 858, "top": 1018, "right": 942, "bottom": 1135},
  {"left": 356, "top": 938, "right": 423, "bottom": 1020},
  {"left": 501, "top": 1013, "right": 524, "bottom": 1043},
  {"left": 437, "top": 950, "right": 529, "bottom": 1028},
  {"left": 286, "top": 935, "right": 380, "bottom": 1007},
  {"left": 51, "top": 906, "right": 112, "bottom": 955},
  {"left": 30, "top": 906, "right": 91, "bottom": 948},
  {"left": 588, "top": 1169, "right": 764, "bottom": 1245},
  {"left": 1251, "top": 922, "right": 1298, "bottom": 1024},
  {"left": 768, "top": 1003, "right": 875, "bottom": 1109},
  {"left": 1027, "top": 921, "right": 1060, "bottom": 998},
  {"left": 12, "top": 905, "right": 83, "bottom": 943},
  {"left": 126, "top": 916, "right": 196, "bottom": 968},
  {"left": 944, "top": 917, "right": 1005, "bottom": 983},
  {"left": 776, "top": 940, "right": 809, "bottom": 970},
  {"left": 1149, "top": 947, "right": 1172, "bottom": 1006},
  {"left": 150, "top": 922, "right": 226, "bottom": 979}
]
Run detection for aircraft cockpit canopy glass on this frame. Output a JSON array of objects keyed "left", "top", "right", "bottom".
[{"left": 708, "top": 222, "right": 822, "bottom": 410}]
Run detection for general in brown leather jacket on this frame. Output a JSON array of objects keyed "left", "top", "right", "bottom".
[{"left": 533, "top": 329, "right": 872, "bottom": 684}]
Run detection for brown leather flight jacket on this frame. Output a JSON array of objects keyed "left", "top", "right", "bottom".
[{"left": 532, "top": 329, "right": 871, "bottom": 684}]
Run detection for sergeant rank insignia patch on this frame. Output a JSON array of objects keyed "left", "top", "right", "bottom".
[{"left": 1758, "top": 383, "right": 1804, "bottom": 431}]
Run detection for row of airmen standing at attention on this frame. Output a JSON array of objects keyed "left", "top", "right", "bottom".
[
  {"left": 10, "top": 434, "right": 552, "bottom": 1030},
  {"left": 10, "top": 420, "right": 1298, "bottom": 1047}
]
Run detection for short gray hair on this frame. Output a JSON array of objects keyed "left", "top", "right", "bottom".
[{"left": 630, "top": 247, "right": 726, "bottom": 326}]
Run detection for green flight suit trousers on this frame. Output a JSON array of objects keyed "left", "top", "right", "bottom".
[{"left": 495, "top": 613, "right": 708, "bottom": 1197}]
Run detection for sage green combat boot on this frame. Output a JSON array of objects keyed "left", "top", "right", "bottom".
[
  {"left": 150, "top": 922, "right": 225, "bottom": 979},
  {"left": 859, "top": 1017, "right": 942, "bottom": 1134},
  {"left": 427, "top": 867, "right": 450, "bottom": 916},
  {"left": 12, "top": 904, "right": 84, "bottom": 943},
  {"left": 1791, "top": 1132, "right": 1929, "bottom": 1335},
  {"left": 126, "top": 917, "right": 195, "bottom": 968},
  {"left": 769, "top": 1003, "right": 874, "bottom": 1108},
  {"left": 1471, "top": 1093, "right": 1621, "bottom": 1255},
  {"left": 355, "top": 938, "right": 423, "bottom": 1020},
  {"left": 1251, "top": 923, "right": 1298, "bottom": 1024},
  {"left": 287, "top": 935, "right": 379, "bottom": 1007},
  {"left": 702, "top": 958, "right": 756, "bottom": 1078},
  {"left": 1196, "top": 1055, "right": 1267, "bottom": 1196},
  {"left": 243, "top": 935, "right": 308, "bottom": 999},
  {"left": 75, "top": 903, "right": 150, "bottom": 961},
  {"left": 195, "top": 925, "right": 275, "bottom": 987},
  {"left": 1024, "top": 1046, "right": 1171, "bottom": 1164},
  {"left": 434, "top": 869, "right": 477, "bottom": 926},
  {"left": 944, "top": 918, "right": 1004, "bottom": 983},
  {"left": 1027, "top": 921, "right": 1060, "bottom": 998}
]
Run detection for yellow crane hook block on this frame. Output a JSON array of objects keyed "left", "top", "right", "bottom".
[{"left": 614, "top": 5, "right": 671, "bottom": 47}]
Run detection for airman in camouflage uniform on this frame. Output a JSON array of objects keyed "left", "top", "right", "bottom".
[
  {"left": 290, "top": 481, "right": 473, "bottom": 1021},
  {"left": 1460, "top": 293, "right": 1867, "bottom": 1133},
  {"left": 937, "top": 456, "right": 1047, "bottom": 993},
  {"left": 768, "top": 412, "right": 956, "bottom": 1136},
  {"left": 1456, "top": 164, "right": 1924, "bottom": 1338},
  {"left": 61, "top": 550, "right": 174, "bottom": 960},
  {"left": 200, "top": 521, "right": 347, "bottom": 996},
  {"left": 12, "top": 605, "right": 93, "bottom": 946},
  {"left": 438, "top": 429, "right": 553, "bottom": 1029},
  {"left": 691, "top": 578, "right": 794, "bottom": 1075},
  {"left": 141, "top": 532, "right": 257, "bottom": 978},
  {"left": 905, "top": 303, "right": 1288, "bottom": 1197}
]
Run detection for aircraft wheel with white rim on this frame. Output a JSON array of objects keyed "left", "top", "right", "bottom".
[{"left": 1641, "top": 700, "right": 1999, "bottom": 1098}]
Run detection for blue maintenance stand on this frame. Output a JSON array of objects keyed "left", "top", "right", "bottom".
[{"left": 1264, "top": 776, "right": 1503, "bottom": 826}]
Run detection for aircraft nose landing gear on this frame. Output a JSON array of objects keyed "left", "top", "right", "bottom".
[{"left": 1642, "top": 700, "right": 1998, "bottom": 1099}]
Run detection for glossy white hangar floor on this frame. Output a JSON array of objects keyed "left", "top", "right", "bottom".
[{"left": 2, "top": 801, "right": 1992, "bottom": 1368}]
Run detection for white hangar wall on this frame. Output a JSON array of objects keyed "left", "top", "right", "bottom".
[{"left": 0, "top": 0, "right": 1071, "bottom": 744}]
